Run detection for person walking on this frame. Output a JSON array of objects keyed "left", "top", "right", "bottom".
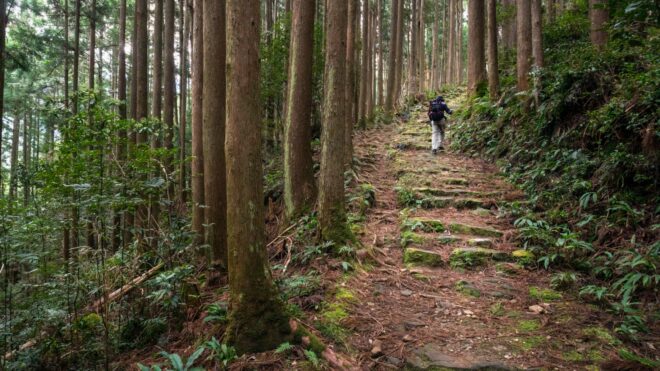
[{"left": 427, "top": 96, "right": 453, "bottom": 154}]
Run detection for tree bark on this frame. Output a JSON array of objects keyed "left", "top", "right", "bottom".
[
  {"left": 431, "top": 1, "right": 438, "bottom": 91},
  {"left": 72, "top": 0, "right": 81, "bottom": 114},
  {"left": 393, "top": 0, "right": 404, "bottom": 103},
  {"left": 178, "top": 0, "right": 190, "bottom": 205},
  {"left": 467, "top": 0, "right": 486, "bottom": 95},
  {"left": 417, "top": 0, "right": 425, "bottom": 92},
  {"left": 376, "top": 0, "right": 383, "bottom": 106},
  {"left": 22, "top": 114, "right": 30, "bottom": 206},
  {"left": 284, "top": 0, "right": 316, "bottom": 219},
  {"left": 516, "top": 0, "right": 532, "bottom": 91},
  {"left": 456, "top": 0, "right": 463, "bottom": 83},
  {"left": 486, "top": 0, "right": 499, "bottom": 101},
  {"left": 202, "top": 0, "right": 227, "bottom": 270},
  {"left": 447, "top": 0, "right": 455, "bottom": 83},
  {"left": 318, "top": 0, "right": 349, "bottom": 242},
  {"left": 344, "top": 0, "right": 358, "bottom": 164},
  {"left": 0, "top": 0, "right": 6, "bottom": 194},
  {"left": 589, "top": 0, "right": 608, "bottom": 49},
  {"left": 151, "top": 0, "right": 163, "bottom": 131},
  {"left": 225, "top": 0, "right": 291, "bottom": 354},
  {"left": 9, "top": 116, "right": 19, "bottom": 200},
  {"left": 502, "top": 0, "right": 516, "bottom": 50},
  {"left": 164, "top": 0, "right": 175, "bottom": 200},
  {"left": 408, "top": 0, "right": 418, "bottom": 95},
  {"left": 358, "top": 0, "right": 369, "bottom": 124},
  {"left": 191, "top": 0, "right": 204, "bottom": 246},
  {"left": 531, "top": 0, "right": 543, "bottom": 68},
  {"left": 385, "top": 0, "right": 399, "bottom": 111},
  {"left": 113, "top": 0, "right": 128, "bottom": 251}
]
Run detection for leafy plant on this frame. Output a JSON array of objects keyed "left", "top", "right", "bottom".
[{"left": 204, "top": 337, "right": 237, "bottom": 368}]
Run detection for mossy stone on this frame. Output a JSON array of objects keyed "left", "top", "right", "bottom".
[
  {"left": 467, "top": 238, "right": 494, "bottom": 248},
  {"left": 404, "top": 247, "right": 444, "bottom": 267},
  {"left": 450, "top": 247, "right": 508, "bottom": 268},
  {"left": 400, "top": 231, "right": 425, "bottom": 248},
  {"left": 512, "top": 249, "right": 535, "bottom": 265},
  {"left": 529, "top": 286, "right": 562, "bottom": 301},
  {"left": 449, "top": 223, "right": 503, "bottom": 238},
  {"left": 455, "top": 280, "right": 481, "bottom": 297}
]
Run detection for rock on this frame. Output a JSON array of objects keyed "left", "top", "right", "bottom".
[
  {"left": 401, "top": 289, "right": 414, "bottom": 297},
  {"left": 449, "top": 223, "right": 504, "bottom": 238},
  {"left": 403, "top": 217, "right": 446, "bottom": 233},
  {"left": 495, "top": 262, "right": 524, "bottom": 275},
  {"left": 467, "top": 238, "right": 494, "bottom": 248},
  {"left": 443, "top": 178, "right": 470, "bottom": 186},
  {"left": 371, "top": 339, "right": 383, "bottom": 357},
  {"left": 404, "top": 320, "right": 426, "bottom": 330},
  {"left": 406, "top": 343, "right": 513, "bottom": 370},
  {"left": 437, "top": 235, "right": 463, "bottom": 245},
  {"left": 455, "top": 280, "right": 482, "bottom": 298},
  {"left": 529, "top": 305, "right": 545, "bottom": 314},
  {"left": 450, "top": 247, "right": 508, "bottom": 269},
  {"left": 404, "top": 247, "right": 444, "bottom": 267},
  {"left": 471, "top": 207, "right": 492, "bottom": 217},
  {"left": 403, "top": 334, "right": 414, "bottom": 342}
]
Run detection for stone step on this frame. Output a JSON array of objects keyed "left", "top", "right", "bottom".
[
  {"left": 417, "top": 196, "right": 489, "bottom": 210},
  {"left": 449, "top": 247, "right": 509, "bottom": 268},
  {"left": 403, "top": 247, "right": 443, "bottom": 267},
  {"left": 400, "top": 230, "right": 494, "bottom": 249},
  {"left": 407, "top": 344, "right": 513, "bottom": 370},
  {"left": 449, "top": 223, "right": 504, "bottom": 238},
  {"left": 412, "top": 187, "right": 497, "bottom": 198}
]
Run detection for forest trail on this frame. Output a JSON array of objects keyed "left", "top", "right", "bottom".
[{"left": 344, "top": 99, "right": 622, "bottom": 370}]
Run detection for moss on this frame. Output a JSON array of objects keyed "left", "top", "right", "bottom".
[
  {"left": 400, "top": 231, "right": 425, "bottom": 248},
  {"left": 517, "top": 319, "right": 540, "bottom": 332},
  {"left": 455, "top": 280, "right": 481, "bottom": 298},
  {"left": 563, "top": 350, "right": 585, "bottom": 362},
  {"left": 450, "top": 247, "right": 508, "bottom": 268},
  {"left": 490, "top": 302, "right": 505, "bottom": 316},
  {"left": 443, "top": 178, "right": 469, "bottom": 186},
  {"left": 582, "top": 326, "right": 620, "bottom": 346},
  {"left": 322, "top": 302, "right": 348, "bottom": 322},
  {"left": 529, "top": 286, "right": 563, "bottom": 301},
  {"left": 334, "top": 288, "right": 357, "bottom": 303},
  {"left": 449, "top": 223, "right": 503, "bottom": 238},
  {"left": 402, "top": 217, "right": 446, "bottom": 233},
  {"left": 404, "top": 247, "right": 444, "bottom": 267},
  {"left": 519, "top": 336, "right": 545, "bottom": 351},
  {"left": 512, "top": 249, "right": 535, "bottom": 266},
  {"left": 495, "top": 262, "right": 522, "bottom": 275},
  {"left": 437, "top": 235, "right": 462, "bottom": 245},
  {"left": 292, "top": 325, "right": 327, "bottom": 355},
  {"left": 467, "top": 238, "right": 494, "bottom": 248},
  {"left": 452, "top": 198, "right": 485, "bottom": 210}
]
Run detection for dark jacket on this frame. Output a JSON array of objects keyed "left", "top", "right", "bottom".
[{"left": 428, "top": 99, "right": 452, "bottom": 121}]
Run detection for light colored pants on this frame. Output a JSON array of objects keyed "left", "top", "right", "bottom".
[{"left": 431, "top": 119, "right": 446, "bottom": 150}]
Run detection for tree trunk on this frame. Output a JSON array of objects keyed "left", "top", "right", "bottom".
[
  {"left": 531, "top": 0, "right": 543, "bottom": 68},
  {"left": 87, "top": 0, "right": 97, "bottom": 249},
  {"left": 486, "top": 0, "right": 499, "bottom": 101},
  {"left": 358, "top": 0, "right": 369, "bottom": 124},
  {"left": 225, "top": 0, "right": 291, "bottom": 354},
  {"left": 589, "top": 0, "right": 608, "bottom": 49},
  {"left": 202, "top": 0, "right": 227, "bottom": 270},
  {"left": 456, "top": 0, "right": 463, "bottom": 83},
  {"left": 393, "top": 0, "right": 404, "bottom": 103},
  {"left": 467, "top": 0, "right": 486, "bottom": 95},
  {"left": 385, "top": 0, "right": 399, "bottom": 111},
  {"left": 178, "top": 0, "right": 190, "bottom": 205},
  {"left": 344, "top": 0, "right": 358, "bottom": 164},
  {"left": 366, "top": 5, "right": 375, "bottom": 118},
  {"left": 113, "top": 0, "right": 128, "bottom": 251},
  {"left": 408, "top": 0, "right": 418, "bottom": 95},
  {"left": 151, "top": 0, "right": 163, "bottom": 133},
  {"left": 22, "top": 114, "right": 30, "bottom": 206},
  {"left": 376, "top": 0, "right": 383, "bottom": 106},
  {"left": 318, "top": 0, "right": 349, "bottom": 242},
  {"left": 447, "top": 0, "right": 455, "bottom": 83},
  {"left": 134, "top": 0, "right": 149, "bottom": 238},
  {"left": 442, "top": 0, "right": 448, "bottom": 85},
  {"left": 431, "top": 1, "right": 438, "bottom": 91},
  {"left": 516, "top": 0, "right": 532, "bottom": 91},
  {"left": 163, "top": 0, "right": 175, "bottom": 201},
  {"left": 9, "top": 116, "right": 19, "bottom": 200},
  {"left": 417, "top": 0, "right": 425, "bottom": 92},
  {"left": 72, "top": 0, "right": 81, "bottom": 114},
  {"left": 284, "top": 0, "right": 316, "bottom": 219},
  {"left": 502, "top": 0, "right": 516, "bottom": 50},
  {"left": 191, "top": 0, "right": 204, "bottom": 246},
  {"left": 0, "top": 0, "right": 6, "bottom": 194}
]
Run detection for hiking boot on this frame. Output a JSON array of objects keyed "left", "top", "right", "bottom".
[
  {"left": 438, "top": 145, "right": 445, "bottom": 151},
  {"left": 432, "top": 149, "right": 437, "bottom": 155}
]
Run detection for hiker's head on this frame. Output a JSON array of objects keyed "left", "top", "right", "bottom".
[{"left": 436, "top": 96, "right": 444, "bottom": 102}]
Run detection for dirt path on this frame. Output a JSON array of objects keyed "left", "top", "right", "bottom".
[{"left": 345, "top": 102, "right": 623, "bottom": 370}]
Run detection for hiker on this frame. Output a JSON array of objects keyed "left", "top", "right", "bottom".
[{"left": 427, "top": 96, "right": 453, "bottom": 155}]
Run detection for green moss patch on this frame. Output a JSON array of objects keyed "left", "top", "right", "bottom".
[
  {"left": 467, "top": 238, "right": 494, "bottom": 248},
  {"left": 404, "top": 247, "right": 444, "bottom": 267},
  {"left": 582, "top": 326, "right": 620, "bottom": 346},
  {"left": 401, "top": 217, "right": 446, "bottom": 233},
  {"left": 512, "top": 249, "right": 535, "bottom": 266},
  {"left": 400, "top": 231, "right": 425, "bottom": 248},
  {"left": 517, "top": 319, "right": 540, "bottom": 332},
  {"left": 450, "top": 247, "right": 508, "bottom": 268},
  {"left": 529, "top": 286, "right": 563, "bottom": 301},
  {"left": 519, "top": 336, "right": 545, "bottom": 351}
]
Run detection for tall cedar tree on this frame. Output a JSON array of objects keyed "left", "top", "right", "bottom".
[
  {"left": 467, "top": 0, "right": 486, "bottom": 95},
  {"left": 224, "top": 0, "right": 292, "bottom": 353},
  {"left": 191, "top": 0, "right": 204, "bottom": 246},
  {"left": 283, "top": 0, "right": 316, "bottom": 219},
  {"left": 318, "top": 0, "right": 349, "bottom": 242},
  {"left": 164, "top": 0, "right": 175, "bottom": 198},
  {"left": 150, "top": 0, "right": 163, "bottom": 240},
  {"left": 134, "top": 0, "right": 149, "bottom": 236},
  {"left": 531, "top": 0, "right": 544, "bottom": 68},
  {"left": 385, "top": 0, "right": 399, "bottom": 111},
  {"left": 409, "top": 0, "right": 418, "bottom": 94},
  {"left": 0, "top": 0, "right": 6, "bottom": 191},
  {"left": 486, "top": 0, "right": 499, "bottom": 100},
  {"left": 516, "top": 0, "right": 532, "bottom": 91},
  {"left": 393, "top": 0, "right": 403, "bottom": 103},
  {"left": 358, "top": 0, "right": 369, "bottom": 124},
  {"left": 345, "top": 0, "right": 358, "bottom": 164},
  {"left": 589, "top": 0, "right": 608, "bottom": 48},
  {"left": 202, "top": 0, "right": 227, "bottom": 269},
  {"left": 113, "top": 0, "right": 128, "bottom": 250}
]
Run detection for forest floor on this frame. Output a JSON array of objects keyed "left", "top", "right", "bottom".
[{"left": 339, "top": 100, "right": 636, "bottom": 370}]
